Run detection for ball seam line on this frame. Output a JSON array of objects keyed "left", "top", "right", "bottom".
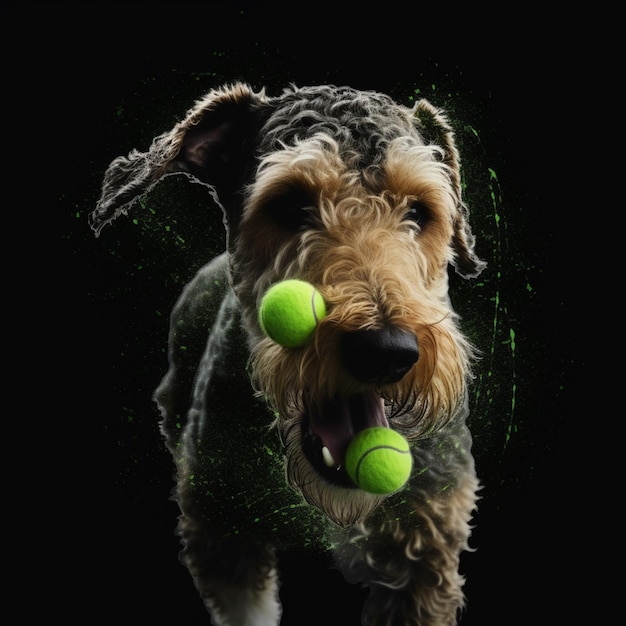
[
  {"left": 354, "top": 444, "right": 411, "bottom": 485},
  {"left": 311, "top": 288, "right": 320, "bottom": 324}
]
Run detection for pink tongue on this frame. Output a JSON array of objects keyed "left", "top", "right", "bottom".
[{"left": 308, "top": 391, "right": 389, "bottom": 466}]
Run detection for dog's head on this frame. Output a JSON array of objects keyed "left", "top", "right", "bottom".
[{"left": 91, "top": 83, "right": 484, "bottom": 526}]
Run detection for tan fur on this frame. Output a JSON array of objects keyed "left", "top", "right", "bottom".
[{"left": 238, "top": 138, "right": 474, "bottom": 441}]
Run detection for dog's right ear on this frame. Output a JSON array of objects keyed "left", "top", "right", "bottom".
[
  {"left": 413, "top": 99, "right": 486, "bottom": 279},
  {"left": 89, "top": 82, "right": 267, "bottom": 236}
]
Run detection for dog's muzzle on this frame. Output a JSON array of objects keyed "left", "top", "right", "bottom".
[{"left": 301, "top": 326, "right": 419, "bottom": 487}]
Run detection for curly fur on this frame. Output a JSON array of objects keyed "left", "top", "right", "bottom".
[{"left": 91, "top": 83, "right": 485, "bottom": 626}]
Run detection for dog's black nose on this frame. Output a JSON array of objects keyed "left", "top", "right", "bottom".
[{"left": 340, "top": 327, "right": 419, "bottom": 384}]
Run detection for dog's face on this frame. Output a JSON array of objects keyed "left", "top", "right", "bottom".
[{"left": 90, "top": 83, "right": 484, "bottom": 526}]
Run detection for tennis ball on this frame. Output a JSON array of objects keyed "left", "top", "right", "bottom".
[
  {"left": 259, "top": 279, "right": 327, "bottom": 348},
  {"left": 345, "top": 427, "right": 412, "bottom": 494}
]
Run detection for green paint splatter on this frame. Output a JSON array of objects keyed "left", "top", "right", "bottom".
[{"left": 502, "top": 329, "right": 518, "bottom": 453}]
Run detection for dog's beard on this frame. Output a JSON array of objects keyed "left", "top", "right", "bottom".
[
  {"left": 249, "top": 320, "right": 471, "bottom": 527},
  {"left": 279, "top": 408, "right": 386, "bottom": 528}
]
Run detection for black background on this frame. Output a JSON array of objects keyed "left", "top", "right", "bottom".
[{"left": 8, "top": 2, "right": 609, "bottom": 624}]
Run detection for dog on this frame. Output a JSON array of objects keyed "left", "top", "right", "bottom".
[{"left": 90, "top": 83, "right": 486, "bottom": 626}]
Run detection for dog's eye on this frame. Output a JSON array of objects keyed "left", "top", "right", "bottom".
[
  {"left": 265, "top": 189, "right": 317, "bottom": 231},
  {"left": 404, "top": 202, "right": 430, "bottom": 230}
]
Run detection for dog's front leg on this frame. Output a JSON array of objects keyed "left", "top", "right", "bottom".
[{"left": 176, "top": 492, "right": 281, "bottom": 626}]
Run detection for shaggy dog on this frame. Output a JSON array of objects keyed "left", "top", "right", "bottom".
[{"left": 91, "top": 83, "right": 485, "bottom": 626}]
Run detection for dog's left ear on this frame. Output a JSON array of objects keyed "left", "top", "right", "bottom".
[
  {"left": 89, "top": 82, "right": 267, "bottom": 237},
  {"left": 413, "top": 99, "right": 486, "bottom": 278}
]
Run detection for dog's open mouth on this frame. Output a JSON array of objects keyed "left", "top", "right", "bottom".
[{"left": 301, "top": 390, "right": 389, "bottom": 487}]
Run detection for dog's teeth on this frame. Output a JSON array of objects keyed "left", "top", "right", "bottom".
[{"left": 322, "top": 446, "right": 336, "bottom": 468}]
